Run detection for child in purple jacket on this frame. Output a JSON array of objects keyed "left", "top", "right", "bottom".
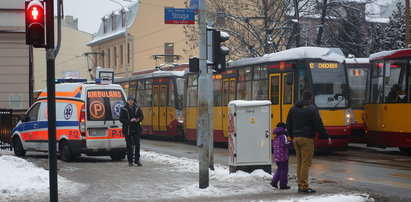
[{"left": 270, "top": 122, "right": 293, "bottom": 189}]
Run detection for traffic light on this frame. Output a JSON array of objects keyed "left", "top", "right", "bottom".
[
  {"left": 212, "top": 30, "right": 229, "bottom": 73},
  {"left": 25, "top": 0, "right": 46, "bottom": 47},
  {"left": 189, "top": 57, "right": 199, "bottom": 72}
]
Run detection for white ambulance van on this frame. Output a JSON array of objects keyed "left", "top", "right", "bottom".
[{"left": 11, "top": 79, "right": 127, "bottom": 161}]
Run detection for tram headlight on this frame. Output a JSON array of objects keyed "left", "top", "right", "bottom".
[{"left": 345, "top": 109, "right": 354, "bottom": 125}]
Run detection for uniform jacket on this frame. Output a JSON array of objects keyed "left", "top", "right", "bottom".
[
  {"left": 272, "top": 127, "right": 292, "bottom": 162},
  {"left": 286, "top": 99, "right": 329, "bottom": 139},
  {"left": 120, "top": 103, "right": 144, "bottom": 136}
]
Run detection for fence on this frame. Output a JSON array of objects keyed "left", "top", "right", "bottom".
[{"left": 0, "top": 109, "right": 18, "bottom": 150}]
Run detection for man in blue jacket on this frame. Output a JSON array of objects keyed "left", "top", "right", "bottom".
[
  {"left": 286, "top": 90, "right": 332, "bottom": 194},
  {"left": 120, "top": 97, "right": 144, "bottom": 166}
]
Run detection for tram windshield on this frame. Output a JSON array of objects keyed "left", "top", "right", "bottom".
[
  {"left": 309, "top": 62, "right": 348, "bottom": 109},
  {"left": 347, "top": 67, "right": 367, "bottom": 108}
]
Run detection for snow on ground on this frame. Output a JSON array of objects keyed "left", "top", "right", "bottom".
[
  {"left": 0, "top": 149, "right": 374, "bottom": 201},
  {"left": 140, "top": 150, "right": 374, "bottom": 201},
  {"left": 0, "top": 150, "right": 86, "bottom": 201}
]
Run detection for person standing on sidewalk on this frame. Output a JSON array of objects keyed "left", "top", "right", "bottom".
[
  {"left": 270, "top": 122, "right": 293, "bottom": 190},
  {"left": 286, "top": 90, "right": 332, "bottom": 194},
  {"left": 120, "top": 97, "right": 144, "bottom": 167}
]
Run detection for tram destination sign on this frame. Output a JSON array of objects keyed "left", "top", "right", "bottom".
[{"left": 165, "top": 8, "right": 195, "bottom": 24}]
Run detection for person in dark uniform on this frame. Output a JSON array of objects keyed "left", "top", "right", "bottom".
[
  {"left": 120, "top": 97, "right": 144, "bottom": 166},
  {"left": 286, "top": 90, "right": 332, "bottom": 194}
]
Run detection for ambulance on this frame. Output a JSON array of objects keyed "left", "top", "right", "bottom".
[{"left": 11, "top": 79, "right": 127, "bottom": 161}]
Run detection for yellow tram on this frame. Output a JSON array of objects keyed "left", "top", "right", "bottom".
[{"left": 185, "top": 47, "right": 352, "bottom": 149}]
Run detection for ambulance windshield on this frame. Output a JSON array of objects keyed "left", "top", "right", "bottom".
[{"left": 87, "top": 89, "right": 125, "bottom": 121}]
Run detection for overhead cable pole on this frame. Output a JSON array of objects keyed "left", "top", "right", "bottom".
[
  {"left": 406, "top": 0, "right": 410, "bottom": 47},
  {"left": 197, "top": 0, "right": 211, "bottom": 189}
]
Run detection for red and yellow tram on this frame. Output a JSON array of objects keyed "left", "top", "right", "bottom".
[{"left": 364, "top": 49, "right": 411, "bottom": 153}]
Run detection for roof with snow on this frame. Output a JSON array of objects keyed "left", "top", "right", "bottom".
[
  {"left": 228, "top": 47, "right": 345, "bottom": 68},
  {"left": 369, "top": 48, "right": 411, "bottom": 61},
  {"left": 87, "top": 2, "right": 139, "bottom": 46},
  {"left": 345, "top": 58, "right": 369, "bottom": 64}
]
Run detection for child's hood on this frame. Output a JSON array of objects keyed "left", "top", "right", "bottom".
[{"left": 273, "top": 126, "right": 286, "bottom": 135}]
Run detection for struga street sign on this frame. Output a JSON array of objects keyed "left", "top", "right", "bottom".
[{"left": 165, "top": 8, "right": 195, "bottom": 24}]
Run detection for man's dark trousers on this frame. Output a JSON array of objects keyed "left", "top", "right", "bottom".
[{"left": 125, "top": 132, "right": 140, "bottom": 163}]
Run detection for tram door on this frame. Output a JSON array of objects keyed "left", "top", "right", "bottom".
[
  {"left": 152, "top": 86, "right": 160, "bottom": 131},
  {"left": 152, "top": 85, "right": 168, "bottom": 132},
  {"left": 222, "top": 78, "right": 236, "bottom": 138},
  {"left": 269, "top": 73, "right": 294, "bottom": 131},
  {"left": 159, "top": 85, "right": 167, "bottom": 131}
]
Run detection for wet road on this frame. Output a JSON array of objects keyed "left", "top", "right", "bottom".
[{"left": 18, "top": 139, "right": 411, "bottom": 201}]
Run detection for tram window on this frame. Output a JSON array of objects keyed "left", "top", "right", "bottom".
[
  {"left": 237, "top": 81, "right": 252, "bottom": 100},
  {"left": 176, "top": 78, "right": 184, "bottom": 109},
  {"left": 229, "top": 80, "right": 236, "bottom": 101},
  {"left": 136, "top": 80, "right": 145, "bottom": 106},
  {"left": 370, "top": 62, "right": 384, "bottom": 103},
  {"left": 384, "top": 59, "right": 407, "bottom": 103},
  {"left": 284, "top": 77, "right": 292, "bottom": 104},
  {"left": 253, "top": 66, "right": 267, "bottom": 79},
  {"left": 252, "top": 80, "right": 268, "bottom": 100},
  {"left": 238, "top": 67, "right": 253, "bottom": 81},
  {"left": 270, "top": 76, "right": 280, "bottom": 105},
  {"left": 160, "top": 86, "right": 167, "bottom": 107},
  {"left": 213, "top": 78, "right": 222, "bottom": 106},
  {"left": 168, "top": 80, "right": 175, "bottom": 107},
  {"left": 129, "top": 81, "right": 137, "bottom": 100},
  {"left": 187, "top": 74, "right": 198, "bottom": 107},
  {"left": 153, "top": 87, "right": 160, "bottom": 107},
  {"left": 297, "top": 67, "right": 308, "bottom": 100}
]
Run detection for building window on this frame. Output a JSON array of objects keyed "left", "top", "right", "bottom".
[
  {"left": 101, "top": 50, "right": 105, "bottom": 67},
  {"left": 114, "top": 46, "right": 117, "bottom": 67},
  {"left": 120, "top": 45, "right": 123, "bottom": 66},
  {"left": 103, "top": 18, "right": 107, "bottom": 34},
  {"left": 121, "top": 10, "right": 126, "bottom": 27},
  {"left": 107, "top": 48, "right": 111, "bottom": 67},
  {"left": 111, "top": 13, "right": 116, "bottom": 30},
  {"left": 164, "top": 43, "right": 174, "bottom": 63},
  {"left": 127, "top": 43, "right": 130, "bottom": 64}
]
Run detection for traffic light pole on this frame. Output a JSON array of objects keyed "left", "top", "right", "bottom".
[
  {"left": 197, "top": 0, "right": 213, "bottom": 189},
  {"left": 45, "top": 0, "right": 58, "bottom": 201}
]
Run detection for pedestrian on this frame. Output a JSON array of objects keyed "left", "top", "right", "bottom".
[
  {"left": 270, "top": 122, "right": 292, "bottom": 190},
  {"left": 120, "top": 97, "right": 144, "bottom": 167},
  {"left": 286, "top": 90, "right": 332, "bottom": 194}
]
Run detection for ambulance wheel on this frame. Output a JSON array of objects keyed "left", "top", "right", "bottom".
[
  {"left": 110, "top": 151, "right": 125, "bottom": 161},
  {"left": 13, "top": 137, "right": 26, "bottom": 157},
  {"left": 60, "top": 141, "right": 73, "bottom": 162}
]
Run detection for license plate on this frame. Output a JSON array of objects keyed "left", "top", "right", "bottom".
[{"left": 88, "top": 129, "right": 107, "bottom": 137}]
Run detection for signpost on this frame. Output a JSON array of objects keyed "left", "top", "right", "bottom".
[{"left": 164, "top": 8, "right": 195, "bottom": 24}]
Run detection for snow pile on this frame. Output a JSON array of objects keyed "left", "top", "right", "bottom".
[{"left": 0, "top": 153, "right": 85, "bottom": 201}]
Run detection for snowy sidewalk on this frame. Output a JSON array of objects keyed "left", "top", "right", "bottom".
[{"left": 0, "top": 149, "right": 374, "bottom": 201}]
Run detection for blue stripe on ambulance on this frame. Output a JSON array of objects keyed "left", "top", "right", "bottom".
[{"left": 12, "top": 121, "right": 79, "bottom": 134}]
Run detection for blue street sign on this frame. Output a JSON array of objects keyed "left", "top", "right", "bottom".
[{"left": 165, "top": 8, "right": 195, "bottom": 24}]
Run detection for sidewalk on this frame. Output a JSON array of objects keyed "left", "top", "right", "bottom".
[{"left": 1, "top": 149, "right": 374, "bottom": 201}]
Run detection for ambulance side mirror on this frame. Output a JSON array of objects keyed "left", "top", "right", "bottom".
[{"left": 19, "top": 114, "right": 28, "bottom": 122}]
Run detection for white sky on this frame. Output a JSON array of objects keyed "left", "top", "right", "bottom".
[
  {"left": 62, "top": 0, "right": 395, "bottom": 34},
  {"left": 0, "top": 149, "right": 374, "bottom": 201},
  {"left": 62, "top": 0, "right": 135, "bottom": 34}
]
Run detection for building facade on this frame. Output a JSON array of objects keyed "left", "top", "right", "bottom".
[
  {"left": 0, "top": 0, "right": 31, "bottom": 113},
  {"left": 88, "top": 0, "right": 195, "bottom": 77},
  {"left": 33, "top": 16, "right": 92, "bottom": 91}
]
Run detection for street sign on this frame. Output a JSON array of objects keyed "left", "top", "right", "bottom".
[{"left": 165, "top": 8, "right": 195, "bottom": 24}]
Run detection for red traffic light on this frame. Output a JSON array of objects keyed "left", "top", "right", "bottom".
[{"left": 25, "top": 0, "right": 46, "bottom": 47}]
